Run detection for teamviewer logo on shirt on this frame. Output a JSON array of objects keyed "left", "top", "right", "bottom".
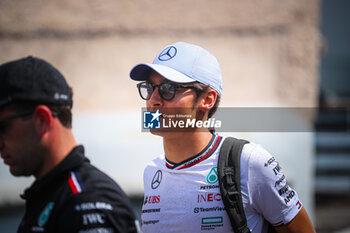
[{"left": 143, "top": 110, "right": 161, "bottom": 129}]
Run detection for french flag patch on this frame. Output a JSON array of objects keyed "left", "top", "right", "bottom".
[
  {"left": 68, "top": 171, "right": 83, "bottom": 194},
  {"left": 296, "top": 200, "right": 302, "bottom": 210}
]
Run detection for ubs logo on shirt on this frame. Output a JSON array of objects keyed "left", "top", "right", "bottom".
[{"left": 144, "top": 195, "right": 160, "bottom": 205}]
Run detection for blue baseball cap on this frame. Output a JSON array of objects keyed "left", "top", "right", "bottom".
[{"left": 130, "top": 42, "right": 222, "bottom": 95}]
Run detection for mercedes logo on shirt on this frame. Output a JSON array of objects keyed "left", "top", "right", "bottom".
[
  {"left": 158, "top": 46, "right": 177, "bottom": 61},
  {"left": 151, "top": 170, "right": 162, "bottom": 189}
]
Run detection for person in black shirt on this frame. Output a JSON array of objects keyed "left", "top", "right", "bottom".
[{"left": 0, "top": 56, "right": 140, "bottom": 233}]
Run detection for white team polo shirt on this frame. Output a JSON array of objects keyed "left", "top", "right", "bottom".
[{"left": 142, "top": 134, "right": 302, "bottom": 233}]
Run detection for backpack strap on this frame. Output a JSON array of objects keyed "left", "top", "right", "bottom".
[{"left": 218, "top": 137, "right": 250, "bottom": 233}]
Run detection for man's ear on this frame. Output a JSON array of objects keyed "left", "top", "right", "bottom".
[
  {"left": 199, "top": 90, "right": 217, "bottom": 113},
  {"left": 32, "top": 105, "right": 55, "bottom": 136}
]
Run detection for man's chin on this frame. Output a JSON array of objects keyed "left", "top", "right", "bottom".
[
  {"left": 149, "top": 129, "right": 178, "bottom": 137},
  {"left": 9, "top": 167, "right": 31, "bottom": 177},
  {"left": 149, "top": 128, "right": 196, "bottom": 136},
  {"left": 149, "top": 129, "right": 164, "bottom": 136}
]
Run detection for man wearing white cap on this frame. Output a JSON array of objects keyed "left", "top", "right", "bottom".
[{"left": 130, "top": 42, "right": 315, "bottom": 233}]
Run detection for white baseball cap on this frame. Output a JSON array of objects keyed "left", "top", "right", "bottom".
[{"left": 130, "top": 42, "right": 222, "bottom": 95}]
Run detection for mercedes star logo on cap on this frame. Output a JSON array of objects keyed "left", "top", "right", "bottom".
[{"left": 158, "top": 46, "right": 177, "bottom": 61}]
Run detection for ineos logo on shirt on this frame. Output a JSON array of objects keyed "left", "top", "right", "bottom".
[
  {"left": 151, "top": 170, "right": 162, "bottom": 189},
  {"left": 158, "top": 46, "right": 177, "bottom": 61}
]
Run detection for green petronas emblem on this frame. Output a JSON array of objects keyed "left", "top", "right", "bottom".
[
  {"left": 38, "top": 202, "right": 55, "bottom": 227},
  {"left": 206, "top": 167, "right": 218, "bottom": 184}
]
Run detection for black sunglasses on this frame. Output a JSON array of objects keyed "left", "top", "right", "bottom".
[
  {"left": 137, "top": 81, "right": 200, "bottom": 101},
  {"left": 0, "top": 110, "right": 34, "bottom": 135},
  {"left": 0, "top": 109, "right": 59, "bottom": 136}
]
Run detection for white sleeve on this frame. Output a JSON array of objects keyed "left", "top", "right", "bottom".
[{"left": 245, "top": 144, "right": 303, "bottom": 226}]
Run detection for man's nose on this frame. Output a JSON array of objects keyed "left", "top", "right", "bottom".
[{"left": 147, "top": 87, "right": 163, "bottom": 107}]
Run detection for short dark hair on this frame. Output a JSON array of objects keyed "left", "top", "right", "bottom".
[
  {"left": 193, "top": 82, "right": 221, "bottom": 119},
  {"left": 46, "top": 104, "right": 72, "bottom": 128},
  {"left": 5, "top": 100, "right": 73, "bottom": 129}
]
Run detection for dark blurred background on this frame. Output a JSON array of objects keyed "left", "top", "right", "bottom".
[{"left": 314, "top": 0, "right": 350, "bottom": 232}]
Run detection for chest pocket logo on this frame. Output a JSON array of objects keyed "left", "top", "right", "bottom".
[
  {"left": 38, "top": 202, "right": 55, "bottom": 227},
  {"left": 151, "top": 170, "right": 162, "bottom": 189},
  {"left": 206, "top": 167, "right": 218, "bottom": 184}
]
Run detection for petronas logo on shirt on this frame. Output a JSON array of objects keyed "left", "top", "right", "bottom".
[
  {"left": 38, "top": 202, "right": 55, "bottom": 227},
  {"left": 206, "top": 167, "right": 218, "bottom": 184}
]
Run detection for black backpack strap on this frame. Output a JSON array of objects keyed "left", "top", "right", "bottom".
[{"left": 218, "top": 137, "right": 250, "bottom": 233}]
